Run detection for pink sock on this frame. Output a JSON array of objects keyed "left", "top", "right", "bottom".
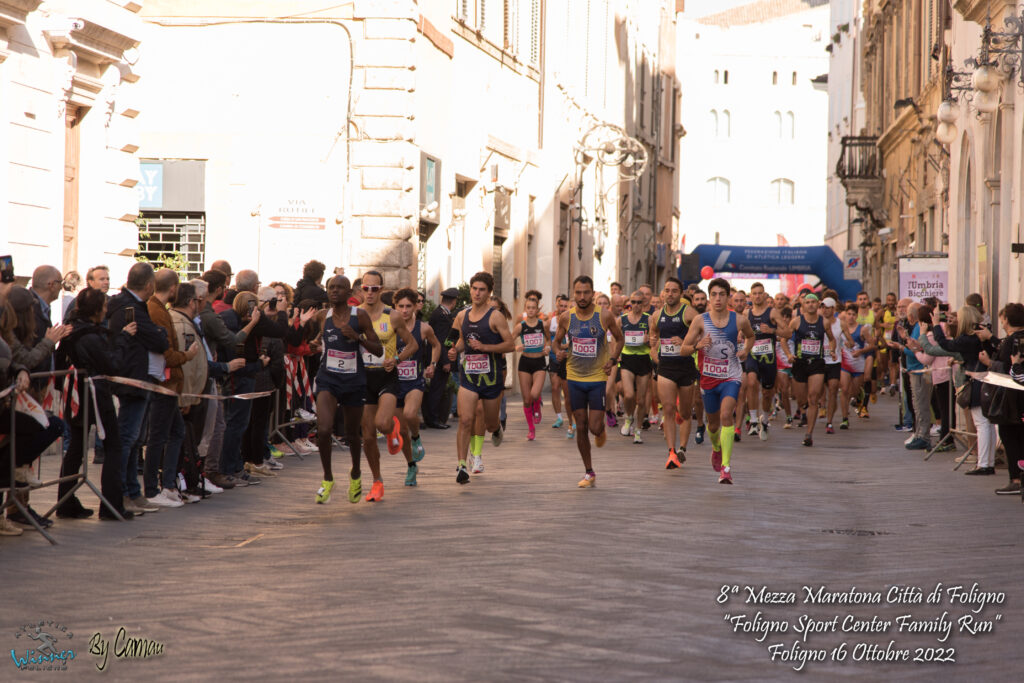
[{"left": 523, "top": 405, "right": 535, "bottom": 428}]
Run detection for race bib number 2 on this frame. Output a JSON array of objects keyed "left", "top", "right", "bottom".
[
  {"left": 326, "top": 349, "right": 357, "bottom": 374},
  {"left": 572, "top": 338, "right": 598, "bottom": 358}
]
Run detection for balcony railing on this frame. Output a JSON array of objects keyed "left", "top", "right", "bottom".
[{"left": 836, "top": 136, "right": 880, "bottom": 180}]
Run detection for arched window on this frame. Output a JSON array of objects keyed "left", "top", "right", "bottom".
[
  {"left": 792, "top": 71, "right": 797, "bottom": 85},
  {"left": 786, "top": 111, "right": 795, "bottom": 138},
  {"left": 707, "top": 177, "right": 731, "bottom": 205},
  {"left": 774, "top": 110, "right": 783, "bottom": 137},
  {"left": 723, "top": 70, "right": 729, "bottom": 84},
  {"left": 713, "top": 69, "right": 719, "bottom": 84},
  {"left": 772, "top": 71, "right": 778, "bottom": 85},
  {"left": 710, "top": 109, "right": 719, "bottom": 134},
  {"left": 721, "top": 109, "right": 731, "bottom": 137},
  {"left": 771, "top": 178, "right": 795, "bottom": 205}
]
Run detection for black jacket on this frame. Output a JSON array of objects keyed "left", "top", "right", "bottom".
[
  {"left": 294, "top": 277, "right": 327, "bottom": 306},
  {"left": 429, "top": 304, "right": 455, "bottom": 369},
  {"left": 55, "top": 319, "right": 131, "bottom": 419},
  {"left": 105, "top": 287, "right": 169, "bottom": 397}
]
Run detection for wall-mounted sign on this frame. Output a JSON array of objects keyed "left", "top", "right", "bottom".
[
  {"left": 266, "top": 197, "right": 326, "bottom": 230},
  {"left": 138, "top": 162, "right": 163, "bottom": 209},
  {"left": 898, "top": 255, "right": 948, "bottom": 302},
  {"left": 843, "top": 249, "right": 863, "bottom": 280}
]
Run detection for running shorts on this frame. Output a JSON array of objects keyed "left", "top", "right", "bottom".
[
  {"left": 365, "top": 369, "right": 399, "bottom": 405},
  {"left": 568, "top": 380, "right": 606, "bottom": 412},
  {"left": 518, "top": 355, "right": 548, "bottom": 374},
  {"left": 619, "top": 354, "right": 653, "bottom": 377},
  {"left": 791, "top": 358, "right": 826, "bottom": 383},
  {"left": 701, "top": 380, "right": 741, "bottom": 414}
]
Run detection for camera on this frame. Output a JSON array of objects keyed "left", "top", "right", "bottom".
[{"left": 0, "top": 254, "right": 14, "bottom": 283}]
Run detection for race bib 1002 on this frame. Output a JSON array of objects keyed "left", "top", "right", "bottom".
[
  {"left": 572, "top": 337, "right": 598, "bottom": 358},
  {"left": 659, "top": 340, "right": 680, "bottom": 357},
  {"left": 397, "top": 360, "right": 418, "bottom": 381},
  {"left": 625, "top": 330, "right": 645, "bottom": 346},
  {"left": 464, "top": 354, "right": 491, "bottom": 375},
  {"left": 326, "top": 349, "right": 357, "bottom": 374}
]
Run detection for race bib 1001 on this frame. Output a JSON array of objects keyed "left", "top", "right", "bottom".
[
  {"left": 362, "top": 350, "right": 385, "bottom": 367},
  {"left": 625, "top": 330, "right": 645, "bottom": 346},
  {"left": 523, "top": 332, "right": 544, "bottom": 348},
  {"left": 702, "top": 356, "right": 729, "bottom": 379},
  {"left": 397, "top": 360, "right": 418, "bottom": 381},
  {"left": 752, "top": 338, "right": 773, "bottom": 356},
  {"left": 572, "top": 337, "right": 598, "bottom": 358},
  {"left": 659, "top": 340, "right": 680, "bottom": 357},
  {"left": 326, "top": 349, "right": 357, "bottom": 374},
  {"left": 800, "top": 338, "right": 821, "bottom": 357},
  {"left": 464, "top": 353, "right": 491, "bottom": 375}
]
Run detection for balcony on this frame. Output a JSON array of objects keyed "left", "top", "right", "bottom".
[{"left": 837, "top": 136, "right": 883, "bottom": 215}]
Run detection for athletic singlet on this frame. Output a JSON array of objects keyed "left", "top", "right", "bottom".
[
  {"left": 396, "top": 318, "right": 424, "bottom": 383},
  {"left": 856, "top": 308, "right": 875, "bottom": 327},
  {"left": 841, "top": 324, "right": 867, "bottom": 373},
  {"left": 520, "top": 319, "right": 546, "bottom": 354},
  {"left": 656, "top": 304, "right": 690, "bottom": 368},
  {"left": 794, "top": 315, "right": 827, "bottom": 360},
  {"left": 363, "top": 307, "right": 396, "bottom": 370},
  {"left": 698, "top": 311, "right": 742, "bottom": 389},
  {"left": 620, "top": 312, "right": 650, "bottom": 355},
  {"left": 566, "top": 307, "right": 608, "bottom": 383},
  {"left": 825, "top": 318, "right": 842, "bottom": 364},
  {"left": 461, "top": 307, "right": 502, "bottom": 388},
  {"left": 776, "top": 340, "right": 793, "bottom": 369},
  {"left": 317, "top": 307, "right": 366, "bottom": 386},
  {"left": 747, "top": 306, "right": 775, "bottom": 362}
]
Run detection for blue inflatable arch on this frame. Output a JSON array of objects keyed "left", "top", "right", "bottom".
[{"left": 682, "top": 244, "right": 864, "bottom": 302}]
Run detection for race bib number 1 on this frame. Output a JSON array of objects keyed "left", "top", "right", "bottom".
[
  {"left": 572, "top": 338, "right": 598, "bottom": 358},
  {"left": 326, "top": 349, "right": 357, "bottom": 374},
  {"left": 464, "top": 354, "right": 491, "bottom": 375},
  {"left": 362, "top": 350, "right": 385, "bottom": 367}
]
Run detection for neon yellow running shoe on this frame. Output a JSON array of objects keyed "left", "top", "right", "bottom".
[
  {"left": 315, "top": 479, "right": 334, "bottom": 504},
  {"left": 348, "top": 475, "right": 362, "bottom": 503}
]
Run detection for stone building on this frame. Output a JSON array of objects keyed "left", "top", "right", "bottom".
[{"left": 0, "top": 0, "right": 143, "bottom": 285}]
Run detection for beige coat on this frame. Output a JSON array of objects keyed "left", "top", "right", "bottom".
[{"left": 169, "top": 308, "right": 208, "bottom": 408}]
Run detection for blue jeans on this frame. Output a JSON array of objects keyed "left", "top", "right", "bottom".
[
  {"left": 143, "top": 394, "right": 185, "bottom": 497},
  {"left": 117, "top": 393, "right": 150, "bottom": 499},
  {"left": 221, "top": 376, "right": 255, "bottom": 476}
]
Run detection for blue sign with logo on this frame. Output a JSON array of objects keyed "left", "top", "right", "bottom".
[{"left": 138, "top": 162, "right": 163, "bottom": 209}]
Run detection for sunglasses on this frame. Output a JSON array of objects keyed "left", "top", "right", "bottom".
[
  {"left": 629, "top": 300, "right": 642, "bottom": 305},
  {"left": 362, "top": 285, "right": 381, "bottom": 292}
]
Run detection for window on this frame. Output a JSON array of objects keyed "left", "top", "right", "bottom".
[
  {"left": 772, "top": 71, "right": 778, "bottom": 85},
  {"left": 723, "top": 69, "right": 729, "bottom": 84},
  {"left": 713, "top": 69, "right": 719, "bottom": 84},
  {"left": 710, "top": 109, "right": 730, "bottom": 137},
  {"left": 774, "top": 111, "right": 794, "bottom": 139},
  {"left": 774, "top": 110, "right": 782, "bottom": 137},
  {"left": 710, "top": 109, "right": 718, "bottom": 134},
  {"left": 786, "top": 111, "right": 795, "bottom": 138},
  {"left": 137, "top": 213, "right": 207, "bottom": 278},
  {"left": 791, "top": 71, "right": 797, "bottom": 85},
  {"left": 771, "top": 178, "right": 795, "bottom": 205},
  {"left": 706, "top": 177, "right": 731, "bottom": 206}
]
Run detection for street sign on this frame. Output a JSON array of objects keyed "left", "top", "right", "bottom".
[
  {"left": 264, "top": 196, "right": 327, "bottom": 230},
  {"left": 267, "top": 216, "right": 326, "bottom": 230},
  {"left": 843, "top": 249, "right": 863, "bottom": 280}
]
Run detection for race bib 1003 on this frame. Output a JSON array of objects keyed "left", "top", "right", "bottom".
[
  {"left": 326, "top": 349, "right": 357, "bottom": 374},
  {"left": 625, "top": 330, "right": 645, "bottom": 346},
  {"left": 572, "top": 337, "right": 598, "bottom": 358},
  {"left": 464, "top": 354, "right": 491, "bottom": 375},
  {"left": 397, "top": 360, "right": 418, "bottom": 381}
]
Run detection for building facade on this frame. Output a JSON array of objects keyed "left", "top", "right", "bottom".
[
  {"left": 676, "top": 0, "right": 829, "bottom": 293},
  {"left": 1, "top": 0, "right": 143, "bottom": 285}
]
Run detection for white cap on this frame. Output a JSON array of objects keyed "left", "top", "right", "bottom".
[
  {"left": 257, "top": 286, "right": 277, "bottom": 303},
  {"left": 821, "top": 297, "right": 837, "bottom": 308}
]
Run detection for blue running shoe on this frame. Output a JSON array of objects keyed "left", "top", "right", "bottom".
[
  {"left": 552, "top": 415, "right": 564, "bottom": 429},
  {"left": 694, "top": 424, "right": 706, "bottom": 445},
  {"left": 412, "top": 436, "right": 425, "bottom": 462},
  {"left": 404, "top": 464, "right": 418, "bottom": 486}
]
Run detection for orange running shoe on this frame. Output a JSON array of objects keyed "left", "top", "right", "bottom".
[
  {"left": 386, "top": 416, "right": 403, "bottom": 455},
  {"left": 365, "top": 480, "right": 384, "bottom": 502},
  {"left": 665, "top": 449, "right": 682, "bottom": 469},
  {"left": 595, "top": 429, "right": 607, "bottom": 448}
]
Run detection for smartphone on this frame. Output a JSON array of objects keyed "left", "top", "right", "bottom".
[
  {"left": 938, "top": 312, "right": 946, "bottom": 323},
  {"left": 184, "top": 333, "right": 195, "bottom": 347},
  {"left": 247, "top": 300, "right": 257, "bottom": 315},
  {"left": 0, "top": 254, "right": 13, "bottom": 283},
  {"left": 939, "top": 303, "right": 950, "bottom": 312},
  {"left": 125, "top": 307, "right": 135, "bottom": 324}
]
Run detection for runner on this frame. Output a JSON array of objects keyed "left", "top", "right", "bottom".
[
  {"left": 820, "top": 295, "right": 843, "bottom": 435},
  {"left": 513, "top": 295, "right": 549, "bottom": 440},
  {"left": 618, "top": 290, "right": 652, "bottom": 444},
  {"left": 839, "top": 303, "right": 875, "bottom": 429},
  {"left": 553, "top": 275, "right": 623, "bottom": 488},
  {"left": 774, "top": 306, "right": 795, "bottom": 427},
  {"left": 730, "top": 288, "right": 749, "bottom": 441},
  {"left": 547, "top": 294, "right": 575, "bottom": 437},
  {"left": 741, "top": 282, "right": 783, "bottom": 441},
  {"left": 679, "top": 278, "right": 755, "bottom": 484},
  {"left": 604, "top": 293, "right": 626, "bottom": 426},
  {"left": 690, "top": 288, "right": 708, "bottom": 444},
  {"left": 447, "top": 272, "right": 514, "bottom": 483},
  {"left": 312, "top": 276, "right": 383, "bottom": 505},
  {"left": 394, "top": 288, "right": 441, "bottom": 478},
  {"left": 855, "top": 291, "right": 876, "bottom": 410},
  {"left": 359, "top": 270, "right": 419, "bottom": 501},
  {"left": 649, "top": 277, "right": 699, "bottom": 468},
  {"left": 787, "top": 293, "right": 837, "bottom": 447}
]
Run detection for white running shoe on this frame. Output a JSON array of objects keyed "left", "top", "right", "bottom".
[
  {"left": 758, "top": 420, "right": 768, "bottom": 441},
  {"left": 633, "top": 430, "right": 643, "bottom": 444},
  {"left": 179, "top": 490, "right": 201, "bottom": 504},
  {"left": 202, "top": 477, "right": 224, "bottom": 494},
  {"left": 148, "top": 489, "right": 184, "bottom": 508},
  {"left": 296, "top": 408, "right": 316, "bottom": 421},
  {"left": 471, "top": 455, "right": 485, "bottom": 474},
  {"left": 295, "top": 438, "right": 318, "bottom": 453},
  {"left": 620, "top": 418, "right": 633, "bottom": 437},
  {"left": 264, "top": 458, "right": 284, "bottom": 471}
]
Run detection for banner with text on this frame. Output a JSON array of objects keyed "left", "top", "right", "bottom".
[{"left": 898, "top": 256, "right": 949, "bottom": 302}]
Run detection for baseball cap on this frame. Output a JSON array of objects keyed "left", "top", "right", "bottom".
[
  {"left": 821, "top": 297, "right": 837, "bottom": 307},
  {"left": 257, "top": 286, "right": 277, "bottom": 303}
]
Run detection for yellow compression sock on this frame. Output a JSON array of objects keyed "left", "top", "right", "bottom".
[
  {"left": 709, "top": 427, "right": 721, "bottom": 450},
  {"left": 721, "top": 424, "right": 735, "bottom": 469},
  {"left": 470, "top": 435, "right": 484, "bottom": 456}
]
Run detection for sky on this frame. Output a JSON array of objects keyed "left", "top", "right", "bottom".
[{"left": 681, "top": 0, "right": 759, "bottom": 18}]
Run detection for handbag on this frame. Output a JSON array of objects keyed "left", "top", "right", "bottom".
[{"left": 956, "top": 378, "right": 972, "bottom": 409}]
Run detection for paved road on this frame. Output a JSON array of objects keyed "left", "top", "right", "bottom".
[{"left": 2, "top": 393, "right": 1020, "bottom": 681}]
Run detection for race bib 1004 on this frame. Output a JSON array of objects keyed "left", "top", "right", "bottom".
[
  {"left": 572, "top": 337, "right": 598, "bottom": 358},
  {"left": 702, "top": 356, "right": 729, "bottom": 379},
  {"left": 625, "top": 330, "right": 645, "bottom": 346},
  {"left": 397, "top": 360, "right": 418, "bottom": 381},
  {"left": 326, "top": 349, "right": 357, "bottom": 374},
  {"left": 464, "top": 354, "right": 491, "bottom": 375}
]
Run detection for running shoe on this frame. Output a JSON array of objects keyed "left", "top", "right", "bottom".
[
  {"left": 264, "top": 458, "right": 284, "bottom": 471},
  {"left": 758, "top": 419, "right": 768, "bottom": 441},
  {"left": 825, "top": 423, "right": 834, "bottom": 435},
  {"left": 268, "top": 444, "right": 286, "bottom": 459},
  {"left": 566, "top": 426, "right": 575, "bottom": 439},
  {"left": 348, "top": 474, "right": 362, "bottom": 503},
  {"left": 719, "top": 466, "right": 733, "bottom": 485},
  {"left": 404, "top": 464, "right": 418, "bottom": 486},
  {"left": 605, "top": 410, "right": 617, "bottom": 428},
  {"left": 858, "top": 406, "right": 870, "bottom": 419},
  {"left": 471, "top": 455, "right": 484, "bottom": 473},
  {"left": 296, "top": 408, "right": 316, "bottom": 421},
  {"left": 578, "top": 472, "right": 596, "bottom": 488},
  {"left": 315, "top": 479, "right": 334, "bottom": 504},
  {"left": 665, "top": 449, "right": 682, "bottom": 469},
  {"left": 620, "top": 417, "right": 633, "bottom": 437},
  {"left": 412, "top": 436, "right": 426, "bottom": 462},
  {"left": 711, "top": 448, "right": 722, "bottom": 472},
  {"left": 595, "top": 429, "right": 607, "bottom": 448},
  {"left": 695, "top": 424, "right": 706, "bottom": 444},
  {"left": 802, "top": 435, "right": 813, "bottom": 447},
  {"left": 528, "top": 425, "right": 535, "bottom": 441},
  {"left": 552, "top": 415, "right": 564, "bottom": 428},
  {"left": 633, "top": 430, "right": 643, "bottom": 444},
  {"left": 798, "top": 413, "right": 808, "bottom": 428},
  {"left": 534, "top": 399, "right": 542, "bottom": 423},
  {"left": 734, "top": 425, "right": 741, "bottom": 442},
  {"left": 934, "top": 442, "right": 956, "bottom": 453},
  {"left": 679, "top": 448, "right": 687, "bottom": 463},
  {"left": 365, "top": 480, "right": 384, "bottom": 502},
  {"left": 386, "top": 416, "right": 403, "bottom": 455},
  {"left": 784, "top": 416, "right": 794, "bottom": 429},
  {"left": 642, "top": 417, "right": 651, "bottom": 430},
  {"left": 747, "top": 422, "right": 758, "bottom": 437},
  {"left": 491, "top": 428, "right": 504, "bottom": 447},
  {"left": 456, "top": 465, "right": 470, "bottom": 484},
  {"left": 839, "top": 418, "right": 849, "bottom": 430}
]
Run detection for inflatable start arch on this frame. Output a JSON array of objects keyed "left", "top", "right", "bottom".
[{"left": 682, "top": 245, "right": 864, "bottom": 302}]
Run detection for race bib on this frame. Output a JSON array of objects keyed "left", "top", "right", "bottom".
[
  {"left": 397, "top": 360, "right": 418, "bottom": 381},
  {"left": 702, "top": 356, "right": 729, "bottom": 379},
  {"left": 325, "top": 349, "right": 357, "bottom": 374},
  {"left": 523, "top": 332, "right": 544, "bottom": 349},
  {"left": 800, "top": 338, "right": 821, "bottom": 357},
  {"left": 752, "top": 338, "right": 773, "bottom": 356},
  {"left": 362, "top": 350, "right": 385, "bottom": 367},
  {"left": 659, "top": 339, "right": 680, "bottom": 357},
  {"left": 625, "top": 330, "right": 645, "bottom": 347},
  {"left": 464, "top": 353, "right": 491, "bottom": 375},
  {"left": 572, "top": 337, "right": 598, "bottom": 358}
]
